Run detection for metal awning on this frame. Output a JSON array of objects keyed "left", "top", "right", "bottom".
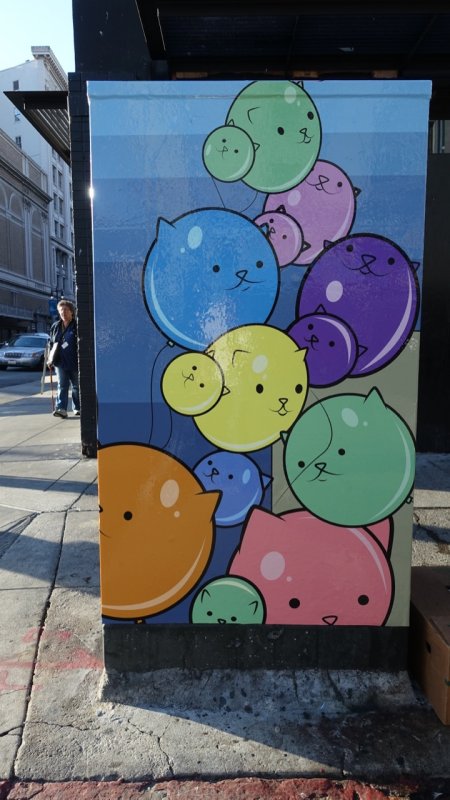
[{"left": 4, "top": 90, "right": 70, "bottom": 165}]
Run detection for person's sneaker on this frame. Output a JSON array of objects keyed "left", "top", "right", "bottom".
[
  {"left": 73, "top": 410, "right": 80, "bottom": 416},
  {"left": 53, "top": 409, "right": 68, "bottom": 418}
]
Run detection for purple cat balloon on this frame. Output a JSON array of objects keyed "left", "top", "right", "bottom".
[
  {"left": 253, "top": 208, "right": 304, "bottom": 268},
  {"left": 297, "top": 234, "right": 420, "bottom": 376},
  {"left": 288, "top": 307, "right": 359, "bottom": 387},
  {"left": 264, "top": 160, "right": 359, "bottom": 265}
]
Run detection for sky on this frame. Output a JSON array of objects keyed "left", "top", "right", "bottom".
[{"left": 0, "top": 0, "right": 75, "bottom": 75}]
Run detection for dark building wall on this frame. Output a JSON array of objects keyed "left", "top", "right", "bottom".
[{"left": 417, "top": 154, "right": 450, "bottom": 452}]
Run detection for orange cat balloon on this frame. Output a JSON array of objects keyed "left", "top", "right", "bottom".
[{"left": 98, "top": 443, "right": 220, "bottom": 619}]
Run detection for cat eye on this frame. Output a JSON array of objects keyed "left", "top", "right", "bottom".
[
  {"left": 282, "top": 234, "right": 287, "bottom": 239},
  {"left": 289, "top": 598, "right": 300, "bottom": 608},
  {"left": 207, "top": 460, "right": 213, "bottom": 465},
  {"left": 337, "top": 181, "right": 343, "bottom": 187},
  {"left": 192, "top": 365, "right": 197, "bottom": 370},
  {"left": 212, "top": 264, "right": 220, "bottom": 273},
  {"left": 277, "top": 127, "right": 285, "bottom": 135},
  {"left": 358, "top": 595, "right": 369, "bottom": 605},
  {"left": 222, "top": 138, "right": 226, "bottom": 143},
  {"left": 228, "top": 474, "right": 234, "bottom": 480},
  {"left": 233, "top": 149, "right": 239, "bottom": 154},
  {"left": 256, "top": 260, "right": 263, "bottom": 268},
  {"left": 207, "top": 610, "right": 213, "bottom": 616},
  {"left": 295, "top": 384, "right": 303, "bottom": 394},
  {"left": 329, "top": 341, "right": 335, "bottom": 347},
  {"left": 307, "top": 323, "right": 314, "bottom": 330},
  {"left": 231, "top": 616, "right": 237, "bottom": 622},
  {"left": 346, "top": 245, "right": 354, "bottom": 252},
  {"left": 123, "top": 511, "right": 133, "bottom": 521},
  {"left": 338, "top": 448, "right": 346, "bottom": 455},
  {"left": 298, "top": 460, "right": 305, "bottom": 468},
  {"left": 199, "top": 383, "right": 205, "bottom": 388},
  {"left": 307, "top": 112, "right": 314, "bottom": 120},
  {"left": 388, "top": 257, "right": 395, "bottom": 265},
  {"left": 256, "top": 384, "right": 264, "bottom": 393}
]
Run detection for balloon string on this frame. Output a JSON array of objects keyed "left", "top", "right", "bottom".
[
  {"left": 239, "top": 190, "right": 260, "bottom": 214},
  {"left": 148, "top": 341, "right": 172, "bottom": 444},
  {"left": 211, "top": 177, "right": 226, "bottom": 208}
]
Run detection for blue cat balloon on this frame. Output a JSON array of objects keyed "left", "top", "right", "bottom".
[
  {"left": 143, "top": 208, "right": 280, "bottom": 350},
  {"left": 194, "top": 450, "right": 271, "bottom": 527}
]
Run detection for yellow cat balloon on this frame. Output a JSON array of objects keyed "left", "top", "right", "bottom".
[{"left": 195, "top": 324, "right": 308, "bottom": 452}]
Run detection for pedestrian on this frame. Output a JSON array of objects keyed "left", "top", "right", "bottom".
[{"left": 47, "top": 299, "right": 80, "bottom": 418}]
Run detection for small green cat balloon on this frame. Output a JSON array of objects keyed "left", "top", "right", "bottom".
[
  {"left": 190, "top": 577, "right": 266, "bottom": 624},
  {"left": 283, "top": 388, "right": 415, "bottom": 527}
]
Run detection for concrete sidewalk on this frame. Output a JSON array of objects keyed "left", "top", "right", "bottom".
[{"left": 0, "top": 375, "right": 449, "bottom": 799}]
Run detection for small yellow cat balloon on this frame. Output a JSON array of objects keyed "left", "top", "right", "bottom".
[
  {"left": 195, "top": 324, "right": 308, "bottom": 452},
  {"left": 162, "top": 352, "right": 225, "bottom": 416}
]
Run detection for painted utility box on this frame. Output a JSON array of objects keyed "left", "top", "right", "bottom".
[{"left": 88, "top": 80, "right": 430, "bottom": 664}]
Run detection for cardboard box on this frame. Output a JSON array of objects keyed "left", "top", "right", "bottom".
[{"left": 409, "top": 566, "right": 450, "bottom": 725}]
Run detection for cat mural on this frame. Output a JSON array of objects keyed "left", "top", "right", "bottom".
[
  {"left": 296, "top": 233, "right": 420, "bottom": 378},
  {"left": 283, "top": 388, "right": 415, "bottom": 527},
  {"left": 143, "top": 208, "right": 280, "bottom": 351},
  {"left": 98, "top": 443, "right": 221, "bottom": 620},
  {"left": 229, "top": 508, "right": 394, "bottom": 626}
]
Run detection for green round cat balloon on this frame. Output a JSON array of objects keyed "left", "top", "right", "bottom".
[
  {"left": 225, "top": 80, "right": 322, "bottom": 192},
  {"left": 190, "top": 576, "right": 266, "bottom": 624},
  {"left": 283, "top": 388, "right": 415, "bottom": 527}
]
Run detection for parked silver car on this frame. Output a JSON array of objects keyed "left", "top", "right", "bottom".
[{"left": 0, "top": 333, "right": 50, "bottom": 370}]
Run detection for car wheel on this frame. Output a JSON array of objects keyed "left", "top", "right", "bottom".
[{"left": 0, "top": 365, "right": 7, "bottom": 370}]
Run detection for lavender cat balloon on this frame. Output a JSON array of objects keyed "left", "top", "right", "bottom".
[
  {"left": 297, "top": 234, "right": 420, "bottom": 376},
  {"left": 253, "top": 208, "right": 304, "bottom": 267},
  {"left": 264, "top": 160, "right": 359, "bottom": 265}
]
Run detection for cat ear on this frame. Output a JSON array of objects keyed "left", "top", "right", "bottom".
[
  {"left": 262, "top": 473, "right": 272, "bottom": 489},
  {"left": 363, "top": 387, "right": 386, "bottom": 411},
  {"left": 276, "top": 204, "right": 287, "bottom": 214},
  {"left": 354, "top": 186, "right": 361, "bottom": 197},
  {"left": 296, "top": 348, "right": 308, "bottom": 362},
  {"left": 253, "top": 142, "right": 261, "bottom": 151},
  {"left": 280, "top": 431, "right": 289, "bottom": 443},
  {"left": 315, "top": 304, "right": 327, "bottom": 315},
  {"left": 411, "top": 261, "right": 420, "bottom": 272},
  {"left": 366, "top": 516, "right": 393, "bottom": 555},
  {"left": 198, "top": 489, "right": 222, "bottom": 521},
  {"left": 248, "top": 600, "right": 261, "bottom": 616},
  {"left": 155, "top": 217, "right": 175, "bottom": 242},
  {"left": 206, "top": 348, "right": 215, "bottom": 359},
  {"left": 222, "top": 385, "right": 231, "bottom": 396},
  {"left": 302, "top": 240, "right": 311, "bottom": 252},
  {"left": 357, "top": 344, "right": 368, "bottom": 357},
  {"left": 259, "top": 222, "right": 271, "bottom": 238},
  {"left": 200, "top": 587, "right": 212, "bottom": 601},
  {"left": 323, "top": 240, "right": 333, "bottom": 249},
  {"left": 227, "top": 119, "right": 235, "bottom": 126}
]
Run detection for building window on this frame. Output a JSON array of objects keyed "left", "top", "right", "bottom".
[
  {"left": 15, "top": 136, "right": 22, "bottom": 149},
  {"left": 59, "top": 197, "right": 64, "bottom": 215},
  {"left": 60, "top": 224, "right": 64, "bottom": 241},
  {"left": 14, "top": 110, "right": 20, "bottom": 122},
  {"left": 58, "top": 171, "right": 63, "bottom": 189},
  {"left": 54, "top": 220, "right": 59, "bottom": 237},
  {"left": 52, "top": 166, "right": 57, "bottom": 185},
  {"left": 13, "top": 79, "right": 19, "bottom": 90}
]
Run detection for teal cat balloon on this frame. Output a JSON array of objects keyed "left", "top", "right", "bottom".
[{"left": 283, "top": 388, "right": 415, "bottom": 526}]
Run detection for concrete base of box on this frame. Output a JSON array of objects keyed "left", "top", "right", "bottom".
[
  {"left": 409, "top": 566, "right": 450, "bottom": 725},
  {"left": 103, "top": 624, "right": 408, "bottom": 672}
]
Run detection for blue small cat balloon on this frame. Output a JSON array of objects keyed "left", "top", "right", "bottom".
[
  {"left": 194, "top": 450, "right": 271, "bottom": 527},
  {"left": 143, "top": 208, "right": 280, "bottom": 351}
]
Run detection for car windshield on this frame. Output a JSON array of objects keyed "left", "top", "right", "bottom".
[{"left": 6, "top": 336, "right": 47, "bottom": 348}]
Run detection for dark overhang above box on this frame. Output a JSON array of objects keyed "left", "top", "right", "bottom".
[{"left": 4, "top": 90, "right": 70, "bottom": 165}]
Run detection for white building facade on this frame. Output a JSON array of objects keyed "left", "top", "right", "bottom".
[{"left": 0, "top": 47, "right": 74, "bottom": 337}]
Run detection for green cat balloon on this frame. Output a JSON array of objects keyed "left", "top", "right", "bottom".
[
  {"left": 283, "top": 388, "right": 415, "bottom": 527},
  {"left": 203, "top": 124, "right": 257, "bottom": 182},
  {"left": 225, "top": 80, "right": 322, "bottom": 192},
  {"left": 190, "top": 577, "right": 266, "bottom": 624}
]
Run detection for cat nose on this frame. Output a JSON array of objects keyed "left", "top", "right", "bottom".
[
  {"left": 310, "top": 334, "right": 319, "bottom": 344},
  {"left": 236, "top": 269, "right": 248, "bottom": 279},
  {"left": 318, "top": 174, "right": 329, "bottom": 186},
  {"left": 322, "top": 615, "right": 338, "bottom": 625},
  {"left": 217, "top": 618, "right": 227, "bottom": 624},
  {"left": 361, "top": 253, "right": 376, "bottom": 266},
  {"left": 211, "top": 468, "right": 219, "bottom": 476},
  {"left": 278, "top": 397, "right": 288, "bottom": 406},
  {"left": 315, "top": 462, "right": 326, "bottom": 471}
]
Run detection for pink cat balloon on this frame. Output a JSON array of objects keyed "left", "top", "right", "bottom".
[
  {"left": 264, "top": 160, "right": 359, "bottom": 265},
  {"left": 253, "top": 208, "right": 304, "bottom": 267},
  {"left": 229, "top": 508, "right": 393, "bottom": 626}
]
